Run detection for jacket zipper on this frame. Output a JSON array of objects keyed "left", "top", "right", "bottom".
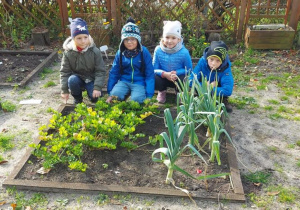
[{"left": 131, "top": 57, "right": 134, "bottom": 83}]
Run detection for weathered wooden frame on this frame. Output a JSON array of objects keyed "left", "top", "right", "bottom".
[
  {"left": 3, "top": 104, "right": 245, "bottom": 202},
  {"left": 0, "top": 51, "right": 58, "bottom": 87}
]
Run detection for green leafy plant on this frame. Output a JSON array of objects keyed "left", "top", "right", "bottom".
[{"left": 30, "top": 99, "right": 159, "bottom": 171}]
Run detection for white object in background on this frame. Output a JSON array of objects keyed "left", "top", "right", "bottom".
[
  {"left": 19, "top": 99, "right": 42, "bottom": 105},
  {"left": 100, "top": 45, "right": 109, "bottom": 59}
]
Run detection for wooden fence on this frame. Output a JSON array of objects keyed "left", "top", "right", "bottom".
[{"left": 1, "top": 0, "right": 300, "bottom": 47}]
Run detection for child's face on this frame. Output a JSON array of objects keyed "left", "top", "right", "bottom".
[
  {"left": 74, "top": 34, "right": 90, "bottom": 49},
  {"left": 163, "top": 35, "right": 180, "bottom": 49},
  {"left": 207, "top": 56, "right": 222, "bottom": 70},
  {"left": 123, "top": 37, "right": 138, "bottom": 50}
]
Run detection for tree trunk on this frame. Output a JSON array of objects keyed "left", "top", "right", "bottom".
[{"left": 31, "top": 27, "right": 50, "bottom": 46}]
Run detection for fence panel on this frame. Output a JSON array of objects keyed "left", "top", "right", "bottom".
[
  {"left": 0, "top": 0, "right": 62, "bottom": 48},
  {"left": 116, "top": 0, "right": 241, "bottom": 46}
]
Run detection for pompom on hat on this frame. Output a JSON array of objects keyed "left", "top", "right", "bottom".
[
  {"left": 163, "top": 20, "right": 182, "bottom": 39},
  {"left": 70, "top": 18, "right": 89, "bottom": 38},
  {"left": 206, "top": 41, "right": 228, "bottom": 63},
  {"left": 120, "top": 17, "right": 142, "bottom": 51}
]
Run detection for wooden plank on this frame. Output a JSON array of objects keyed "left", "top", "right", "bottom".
[
  {"left": 248, "top": 37, "right": 293, "bottom": 44},
  {"left": 3, "top": 178, "right": 246, "bottom": 201},
  {"left": 248, "top": 30, "right": 295, "bottom": 38},
  {"left": 246, "top": 43, "right": 293, "bottom": 50},
  {"left": 225, "top": 118, "right": 245, "bottom": 195}
]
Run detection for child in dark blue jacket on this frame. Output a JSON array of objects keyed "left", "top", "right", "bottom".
[
  {"left": 190, "top": 41, "right": 234, "bottom": 112},
  {"left": 106, "top": 18, "right": 155, "bottom": 104}
]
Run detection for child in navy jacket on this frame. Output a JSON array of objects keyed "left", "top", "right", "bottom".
[
  {"left": 190, "top": 41, "right": 234, "bottom": 112},
  {"left": 106, "top": 17, "right": 155, "bottom": 104}
]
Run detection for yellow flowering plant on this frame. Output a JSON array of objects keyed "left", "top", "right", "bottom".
[{"left": 30, "top": 98, "right": 159, "bottom": 172}]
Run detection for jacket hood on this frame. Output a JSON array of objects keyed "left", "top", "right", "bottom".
[
  {"left": 203, "top": 46, "right": 229, "bottom": 71},
  {"left": 63, "top": 35, "right": 95, "bottom": 51}
]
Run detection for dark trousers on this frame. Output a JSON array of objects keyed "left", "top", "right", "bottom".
[{"left": 155, "top": 74, "right": 186, "bottom": 92}]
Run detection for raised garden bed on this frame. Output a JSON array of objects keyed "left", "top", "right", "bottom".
[
  {"left": 244, "top": 24, "right": 295, "bottom": 50},
  {"left": 0, "top": 50, "right": 57, "bottom": 87},
  {"left": 3, "top": 104, "right": 245, "bottom": 202}
]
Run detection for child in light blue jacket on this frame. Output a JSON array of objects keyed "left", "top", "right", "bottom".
[
  {"left": 153, "top": 20, "right": 193, "bottom": 103},
  {"left": 106, "top": 18, "right": 155, "bottom": 104}
]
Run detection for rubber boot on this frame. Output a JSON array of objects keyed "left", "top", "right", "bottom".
[{"left": 157, "top": 90, "right": 167, "bottom": 104}]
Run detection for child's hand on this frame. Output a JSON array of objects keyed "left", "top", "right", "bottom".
[
  {"left": 61, "top": 93, "right": 69, "bottom": 104},
  {"left": 106, "top": 96, "right": 113, "bottom": 103},
  {"left": 163, "top": 71, "right": 177, "bottom": 82},
  {"left": 210, "top": 81, "right": 216, "bottom": 87},
  {"left": 93, "top": 90, "right": 101, "bottom": 98}
]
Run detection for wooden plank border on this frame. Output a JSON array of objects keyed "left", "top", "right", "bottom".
[
  {"left": 3, "top": 104, "right": 245, "bottom": 202},
  {"left": 0, "top": 51, "right": 58, "bottom": 87}
]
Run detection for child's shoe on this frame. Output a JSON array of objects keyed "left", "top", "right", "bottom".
[
  {"left": 223, "top": 97, "right": 232, "bottom": 113},
  {"left": 73, "top": 96, "right": 83, "bottom": 105},
  {"left": 157, "top": 90, "right": 167, "bottom": 104}
]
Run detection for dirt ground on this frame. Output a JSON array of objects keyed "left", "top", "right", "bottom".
[
  {"left": 0, "top": 54, "right": 48, "bottom": 83},
  {"left": 0, "top": 45, "right": 300, "bottom": 209}
]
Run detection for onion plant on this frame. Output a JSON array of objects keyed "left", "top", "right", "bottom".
[{"left": 152, "top": 108, "right": 207, "bottom": 184}]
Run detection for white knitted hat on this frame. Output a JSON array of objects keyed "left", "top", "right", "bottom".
[{"left": 163, "top": 20, "right": 182, "bottom": 39}]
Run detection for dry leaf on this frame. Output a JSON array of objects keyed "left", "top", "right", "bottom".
[
  {"left": 0, "top": 160, "right": 8, "bottom": 165},
  {"left": 0, "top": 201, "right": 6, "bottom": 205},
  {"left": 11, "top": 203, "right": 17, "bottom": 210},
  {"left": 267, "top": 191, "right": 280, "bottom": 196},
  {"left": 253, "top": 183, "right": 261, "bottom": 187},
  {"left": 36, "top": 167, "right": 51, "bottom": 174}
]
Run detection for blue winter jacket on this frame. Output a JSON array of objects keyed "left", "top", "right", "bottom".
[
  {"left": 107, "top": 46, "right": 155, "bottom": 98},
  {"left": 153, "top": 45, "right": 193, "bottom": 76},
  {"left": 190, "top": 47, "right": 234, "bottom": 97}
]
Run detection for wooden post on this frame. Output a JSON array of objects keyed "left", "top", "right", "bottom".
[
  {"left": 236, "top": 0, "right": 248, "bottom": 43},
  {"left": 111, "top": 0, "right": 118, "bottom": 36},
  {"left": 58, "top": 0, "right": 69, "bottom": 35},
  {"left": 288, "top": 0, "right": 300, "bottom": 31}
]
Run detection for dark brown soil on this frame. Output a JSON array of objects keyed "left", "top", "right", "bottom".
[
  {"left": 17, "top": 107, "right": 232, "bottom": 194},
  {"left": 0, "top": 54, "right": 48, "bottom": 83}
]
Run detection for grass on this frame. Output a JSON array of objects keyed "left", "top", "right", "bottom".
[
  {"left": 43, "top": 80, "right": 56, "bottom": 88},
  {"left": 297, "top": 160, "right": 300, "bottom": 168},
  {"left": 243, "top": 171, "right": 272, "bottom": 184},
  {"left": 0, "top": 133, "right": 15, "bottom": 151},
  {"left": 266, "top": 185, "right": 298, "bottom": 203},
  {"left": 39, "top": 67, "right": 53, "bottom": 79},
  {"left": 1, "top": 100, "right": 17, "bottom": 112},
  {"left": 6, "top": 187, "right": 48, "bottom": 209}
]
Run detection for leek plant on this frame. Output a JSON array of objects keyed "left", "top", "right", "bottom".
[
  {"left": 175, "top": 76, "right": 206, "bottom": 149},
  {"left": 152, "top": 108, "right": 207, "bottom": 184},
  {"left": 191, "top": 72, "right": 232, "bottom": 165}
]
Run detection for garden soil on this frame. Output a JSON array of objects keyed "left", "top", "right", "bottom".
[{"left": 0, "top": 45, "right": 300, "bottom": 210}]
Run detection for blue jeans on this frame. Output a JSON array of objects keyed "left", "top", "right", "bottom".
[
  {"left": 68, "top": 75, "right": 98, "bottom": 102},
  {"left": 110, "top": 81, "right": 146, "bottom": 104}
]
